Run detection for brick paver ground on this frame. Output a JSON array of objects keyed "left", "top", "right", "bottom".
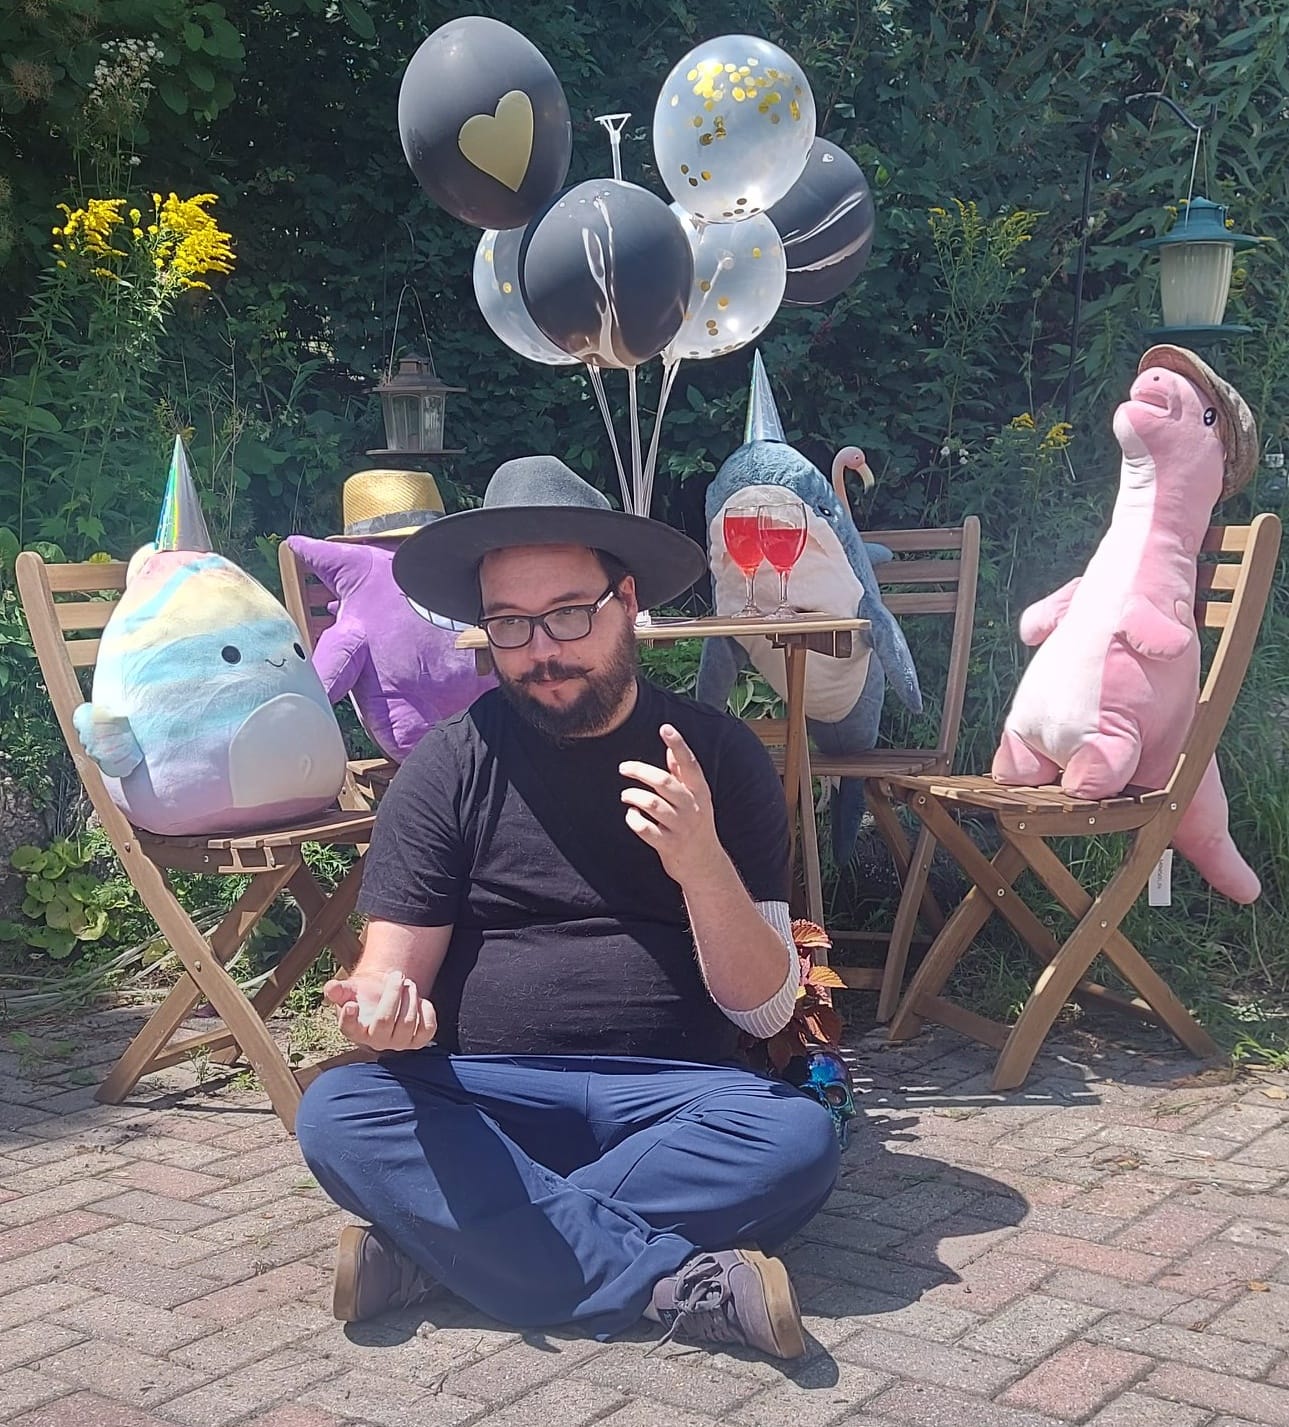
[{"left": 1, "top": 1006, "right": 1287, "bottom": 1426}]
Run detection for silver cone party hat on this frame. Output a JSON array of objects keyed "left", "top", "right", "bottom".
[
  {"left": 154, "top": 435, "right": 213, "bottom": 552},
  {"left": 744, "top": 350, "right": 787, "bottom": 444}
]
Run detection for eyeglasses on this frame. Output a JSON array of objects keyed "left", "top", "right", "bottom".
[{"left": 479, "top": 585, "right": 618, "bottom": 650}]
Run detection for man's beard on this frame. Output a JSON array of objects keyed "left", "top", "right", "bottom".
[{"left": 498, "top": 623, "right": 639, "bottom": 743}]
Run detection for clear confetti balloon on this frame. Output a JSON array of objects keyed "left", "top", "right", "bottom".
[
  {"left": 473, "top": 227, "right": 577, "bottom": 365},
  {"left": 665, "top": 208, "right": 786, "bottom": 362},
  {"left": 653, "top": 35, "right": 816, "bottom": 224}
]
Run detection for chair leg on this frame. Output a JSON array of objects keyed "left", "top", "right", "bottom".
[
  {"left": 96, "top": 863, "right": 297, "bottom": 1106},
  {"left": 868, "top": 786, "right": 946, "bottom": 933},
  {"left": 878, "top": 821, "right": 940, "bottom": 1022},
  {"left": 887, "top": 838, "right": 1027, "bottom": 1041},
  {"left": 798, "top": 746, "right": 826, "bottom": 930},
  {"left": 1012, "top": 834, "right": 1218, "bottom": 1061}
]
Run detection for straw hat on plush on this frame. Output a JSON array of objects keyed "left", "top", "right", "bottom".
[
  {"left": 393, "top": 455, "right": 706, "bottom": 625},
  {"left": 1138, "top": 346, "right": 1259, "bottom": 499},
  {"left": 328, "top": 469, "right": 446, "bottom": 542}
]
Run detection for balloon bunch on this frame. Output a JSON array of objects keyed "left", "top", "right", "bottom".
[{"left": 398, "top": 19, "right": 875, "bottom": 516}]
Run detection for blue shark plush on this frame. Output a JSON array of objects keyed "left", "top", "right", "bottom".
[{"left": 695, "top": 352, "right": 922, "bottom": 863}]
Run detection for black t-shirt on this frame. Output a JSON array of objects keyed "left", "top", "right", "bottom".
[{"left": 356, "top": 678, "right": 790, "bottom": 1061}]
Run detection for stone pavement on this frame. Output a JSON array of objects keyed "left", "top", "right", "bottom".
[{"left": 1, "top": 1008, "right": 1288, "bottom": 1427}]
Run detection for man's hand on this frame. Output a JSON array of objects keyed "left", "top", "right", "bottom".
[
  {"left": 323, "top": 967, "right": 437, "bottom": 1053},
  {"left": 620, "top": 724, "right": 725, "bottom": 886}
]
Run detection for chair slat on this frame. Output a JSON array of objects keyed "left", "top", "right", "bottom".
[
  {"left": 1196, "top": 563, "right": 1241, "bottom": 592},
  {"left": 883, "top": 591, "right": 958, "bottom": 615},
  {"left": 68, "top": 639, "right": 102, "bottom": 668},
  {"left": 55, "top": 602, "right": 116, "bottom": 632},
  {"left": 868, "top": 528, "right": 965, "bottom": 551},
  {"left": 1201, "top": 526, "right": 1249, "bottom": 553},
  {"left": 1199, "top": 602, "right": 1232, "bottom": 629},
  {"left": 876, "top": 558, "right": 962, "bottom": 587},
  {"left": 46, "top": 562, "right": 129, "bottom": 593}
]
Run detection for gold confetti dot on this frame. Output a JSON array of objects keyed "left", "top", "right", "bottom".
[
  {"left": 680, "top": 164, "right": 689, "bottom": 174},
  {"left": 699, "top": 132, "right": 713, "bottom": 146},
  {"left": 484, "top": 248, "right": 494, "bottom": 263},
  {"left": 699, "top": 279, "right": 711, "bottom": 292},
  {"left": 687, "top": 68, "right": 698, "bottom": 81},
  {"left": 767, "top": 90, "right": 782, "bottom": 105},
  {"left": 706, "top": 321, "right": 719, "bottom": 333},
  {"left": 795, "top": 85, "right": 803, "bottom": 95},
  {"left": 725, "top": 63, "right": 737, "bottom": 73},
  {"left": 704, "top": 100, "right": 714, "bottom": 112},
  {"left": 751, "top": 247, "right": 762, "bottom": 258},
  {"left": 758, "top": 102, "right": 769, "bottom": 114},
  {"left": 501, "top": 281, "right": 512, "bottom": 294},
  {"left": 770, "top": 113, "right": 781, "bottom": 125},
  {"left": 670, "top": 95, "right": 679, "bottom": 107},
  {"left": 747, "top": 56, "right": 759, "bottom": 65},
  {"left": 701, "top": 170, "right": 711, "bottom": 181},
  {"left": 692, "top": 116, "right": 702, "bottom": 128},
  {"left": 736, "top": 196, "right": 747, "bottom": 205},
  {"left": 790, "top": 100, "right": 801, "bottom": 121},
  {"left": 689, "top": 177, "right": 699, "bottom": 187},
  {"left": 717, "top": 296, "right": 730, "bottom": 309},
  {"left": 733, "top": 87, "right": 745, "bottom": 101}
]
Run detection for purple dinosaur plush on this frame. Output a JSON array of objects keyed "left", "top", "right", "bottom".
[{"left": 284, "top": 535, "right": 494, "bottom": 762}]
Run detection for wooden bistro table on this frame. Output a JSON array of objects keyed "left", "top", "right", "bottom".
[{"left": 457, "top": 613, "right": 870, "bottom": 924}]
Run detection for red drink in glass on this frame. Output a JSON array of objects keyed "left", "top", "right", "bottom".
[
  {"left": 722, "top": 505, "right": 764, "bottom": 616},
  {"left": 757, "top": 501, "right": 808, "bottom": 616}
]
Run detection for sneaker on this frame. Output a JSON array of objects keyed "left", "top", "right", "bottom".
[
  {"left": 331, "top": 1224, "right": 437, "bottom": 1323},
  {"left": 650, "top": 1248, "right": 807, "bottom": 1359}
]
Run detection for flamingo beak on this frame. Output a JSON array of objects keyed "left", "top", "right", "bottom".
[{"left": 855, "top": 459, "right": 875, "bottom": 493}]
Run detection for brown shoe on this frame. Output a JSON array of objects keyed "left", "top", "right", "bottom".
[
  {"left": 650, "top": 1248, "right": 807, "bottom": 1359},
  {"left": 332, "top": 1224, "right": 437, "bottom": 1323}
]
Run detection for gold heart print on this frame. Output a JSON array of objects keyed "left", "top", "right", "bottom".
[{"left": 458, "top": 90, "right": 534, "bottom": 193}]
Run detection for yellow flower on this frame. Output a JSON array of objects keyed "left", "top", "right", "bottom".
[
  {"left": 1010, "top": 412, "right": 1036, "bottom": 430},
  {"left": 1042, "top": 421, "right": 1073, "bottom": 451},
  {"left": 152, "top": 191, "right": 235, "bottom": 290}
]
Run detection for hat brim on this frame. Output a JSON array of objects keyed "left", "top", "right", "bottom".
[
  {"left": 392, "top": 506, "right": 708, "bottom": 625},
  {"left": 1138, "top": 345, "right": 1259, "bottom": 499}
]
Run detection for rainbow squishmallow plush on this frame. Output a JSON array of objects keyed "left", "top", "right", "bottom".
[{"left": 72, "top": 440, "right": 347, "bottom": 836}]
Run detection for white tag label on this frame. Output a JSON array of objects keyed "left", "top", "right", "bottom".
[{"left": 1148, "top": 850, "right": 1174, "bottom": 907}]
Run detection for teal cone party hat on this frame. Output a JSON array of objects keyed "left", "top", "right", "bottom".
[
  {"left": 744, "top": 350, "right": 787, "bottom": 444},
  {"left": 155, "top": 435, "right": 213, "bottom": 553}
]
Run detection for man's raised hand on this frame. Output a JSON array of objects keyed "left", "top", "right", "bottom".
[{"left": 619, "top": 724, "right": 725, "bottom": 885}]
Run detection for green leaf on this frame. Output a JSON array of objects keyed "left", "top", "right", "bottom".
[
  {"left": 340, "top": 0, "right": 376, "bottom": 40},
  {"left": 183, "top": 22, "right": 206, "bottom": 49},
  {"left": 9, "top": 846, "right": 47, "bottom": 873},
  {"left": 159, "top": 81, "right": 189, "bottom": 115}
]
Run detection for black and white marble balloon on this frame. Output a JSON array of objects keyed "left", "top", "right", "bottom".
[
  {"left": 766, "top": 138, "right": 875, "bottom": 306},
  {"left": 519, "top": 179, "right": 695, "bottom": 368}
]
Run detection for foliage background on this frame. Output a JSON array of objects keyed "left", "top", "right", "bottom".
[{"left": 1, "top": 0, "right": 1286, "bottom": 1049}]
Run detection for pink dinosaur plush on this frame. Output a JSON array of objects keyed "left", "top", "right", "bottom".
[
  {"left": 993, "top": 345, "right": 1261, "bottom": 903},
  {"left": 283, "top": 535, "right": 494, "bottom": 763}
]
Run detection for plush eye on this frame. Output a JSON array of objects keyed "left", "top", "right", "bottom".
[
  {"left": 816, "top": 504, "right": 832, "bottom": 519},
  {"left": 292, "top": 642, "right": 306, "bottom": 659},
  {"left": 1203, "top": 408, "right": 1218, "bottom": 426},
  {"left": 221, "top": 645, "right": 241, "bottom": 664}
]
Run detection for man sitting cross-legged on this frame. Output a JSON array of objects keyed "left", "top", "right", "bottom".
[{"left": 295, "top": 456, "right": 840, "bottom": 1360}]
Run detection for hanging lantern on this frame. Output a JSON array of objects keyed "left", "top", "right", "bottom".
[
  {"left": 368, "top": 351, "right": 465, "bottom": 458},
  {"left": 1139, "top": 197, "right": 1264, "bottom": 347}
]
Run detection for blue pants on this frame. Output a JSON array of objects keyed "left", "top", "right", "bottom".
[{"left": 296, "top": 1052, "right": 840, "bottom": 1339}]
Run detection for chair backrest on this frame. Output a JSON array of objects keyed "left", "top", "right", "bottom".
[
  {"left": 14, "top": 552, "right": 140, "bottom": 850},
  {"left": 867, "top": 516, "right": 982, "bottom": 764},
  {"left": 278, "top": 540, "right": 335, "bottom": 656},
  {"left": 1165, "top": 514, "right": 1283, "bottom": 806}
]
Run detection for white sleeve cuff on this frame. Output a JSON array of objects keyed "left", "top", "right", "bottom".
[{"left": 711, "top": 900, "right": 799, "bottom": 1038}]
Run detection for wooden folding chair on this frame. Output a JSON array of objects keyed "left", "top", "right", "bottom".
[
  {"left": 277, "top": 539, "right": 396, "bottom": 810},
  {"left": 748, "top": 517, "right": 981, "bottom": 1019},
  {"left": 884, "top": 514, "right": 1282, "bottom": 1090},
  {"left": 16, "top": 551, "right": 379, "bottom": 1132}
]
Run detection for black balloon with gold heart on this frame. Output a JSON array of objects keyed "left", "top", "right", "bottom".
[{"left": 397, "top": 15, "right": 573, "bottom": 231}]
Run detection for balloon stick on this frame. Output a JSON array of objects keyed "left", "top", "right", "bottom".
[
  {"left": 594, "top": 113, "right": 631, "bottom": 182},
  {"left": 642, "top": 358, "right": 682, "bottom": 518},
  {"left": 628, "top": 368, "right": 644, "bottom": 513},
  {"left": 586, "top": 365, "right": 632, "bottom": 512}
]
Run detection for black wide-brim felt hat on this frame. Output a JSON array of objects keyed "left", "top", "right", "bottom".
[{"left": 392, "top": 455, "right": 708, "bottom": 625}]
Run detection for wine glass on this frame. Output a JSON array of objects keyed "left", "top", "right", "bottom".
[
  {"left": 757, "top": 500, "right": 808, "bottom": 616},
  {"left": 722, "top": 503, "right": 765, "bottom": 617}
]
